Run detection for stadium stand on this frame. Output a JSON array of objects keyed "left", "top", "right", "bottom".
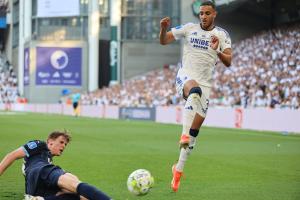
[
  {"left": 211, "top": 23, "right": 300, "bottom": 109},
  {"left": 80, "top": 23, "right": 300, "bottom": 109},
  {"left": 80, "top": 64, "right": 183, "bottom": 107},
  {"left": 0, "top": 53, "right": 20, "bottom": 104}
]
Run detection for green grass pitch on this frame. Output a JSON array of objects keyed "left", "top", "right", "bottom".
[{"left": 0, "top": 112, "right": 300, "bottom": 200}]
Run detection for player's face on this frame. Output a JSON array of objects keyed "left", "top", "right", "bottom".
[
  {"left": 48, "top": 136, "right": 68, "bottom": 156},
  {"left": 199, "top": 5, "right": 216, "bottom": 30}
]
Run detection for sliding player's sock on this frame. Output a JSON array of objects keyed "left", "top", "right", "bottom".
[{"left": 77, "top": 183, "right": 112, "bottom": 200}]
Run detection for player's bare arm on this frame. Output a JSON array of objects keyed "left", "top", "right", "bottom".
[
  {"left": 159, "top": 17, "right": 175, "bottom": 45},
  {"left": 210, "top": 35, "right": 232, "bottom": 67},
  {"left": 218, "top": 48, "right": 232, "bottom": 67},
  {"left": 0, "top": 147, "right": 25, "bottom": 176}
]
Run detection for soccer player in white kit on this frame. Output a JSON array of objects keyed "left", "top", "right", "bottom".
[{"left": 159, "top": 1, "right": 232, "bottom": 192}]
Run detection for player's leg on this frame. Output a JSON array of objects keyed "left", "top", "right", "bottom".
[
  {"left": 172, "top": 78, "right": 209, "bottom": 192},
  {"left": 39, "top": 165, "right": 111, "bottom": 200},
  {"left": 57, "top": 173, "right": 112, "bottom": 200},
  {"left": 26, "top": 193, "right": 87, "bottom": 200},
  {"left": 175, "top": 69, "right": 201, "bottom": 149},
  {"left": 72, "top": 103, "right": 78, "bottom": 117},
  {"left": 45, "top": 194, "right": 86, "bottom": 200},
  {"left": 56, "top": 190, "right": 88, "bottom": 200},
  {"left": 177, "top": 79, "right": 204, "bottom": 168},
  {"left": 172, "top": 80, "right": 200, "bottom": 191},
  {"left": 179, "top": 80, "right": 202, "bottom": 148},
  {"left": 75, "top": 103, "right": 80, "bottom": 116}
]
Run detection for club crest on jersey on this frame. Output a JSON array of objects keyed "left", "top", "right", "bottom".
[
  {"left": 176, "top": 77, "right": 182, "bottom": 85},
  {"left": 27, "top": 142, "right": 37, "bottom": 149}
]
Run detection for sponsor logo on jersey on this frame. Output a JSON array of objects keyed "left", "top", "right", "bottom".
[{"left": 190, "top": 37, "right": 209, "bottom": 50}]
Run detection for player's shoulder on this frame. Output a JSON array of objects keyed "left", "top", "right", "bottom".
[
  {"left": 184, "top": 22, "right": 198, "bottom": 29},
  {"left": 24, "top": 140, "right": 46, "bottom": 149},
  {"left": 174, "top": 22, "right": 197, "bottom": 30},
  {"left": 215, "top": 26, "right": 230, "bottom": 37},
  {"left": 22, "top": 140, "right": 47, "bottom": 157}
]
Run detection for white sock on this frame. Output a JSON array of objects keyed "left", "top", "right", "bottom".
[
  {"left": 182, "top": 93, "right": 200, "bottom": 134},
  {"left": 176, "top": 134, "right": 198, "bottom": 172},
  {"left": 176, "top": 148, "right": 189, "bottom": 172},
  {"left": 182, "top": 108, "right": 195, "bottom": 135},
  {"left": 176, "top": 93, "right": 202, "bottom": 172},
  {"left": 190, "top": 135, "right": 196, "bottom": 147}
]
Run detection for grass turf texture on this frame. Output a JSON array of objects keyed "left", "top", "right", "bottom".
[{"left": 0, "top": 112, "right": 300, "bottom": 200}]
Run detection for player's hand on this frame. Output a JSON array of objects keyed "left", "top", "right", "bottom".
[
  {"left": 210, "top": 35, "right": 219, "bottom": 50},
  {"left": 160, "top": 17, "right": 171, "bottom": 30}
]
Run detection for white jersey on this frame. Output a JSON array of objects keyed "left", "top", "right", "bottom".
[{"left": 171, "top": 23, "right": 231, "bottom": 87}]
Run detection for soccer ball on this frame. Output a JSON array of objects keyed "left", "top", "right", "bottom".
[{"left": 127, "top": 169, "right": 154, "bottom": 195}]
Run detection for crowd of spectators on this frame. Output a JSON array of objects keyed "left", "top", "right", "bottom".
[
  {"left": 2, "top": 23, "right": 297, "bottom": 109},
  {"left": 80, "top": 65, "right": 183, "bottom": 107},
  {"left": 0, "top": 52, "right": 19, "bottom": 104},
  {"left": 211, "top": 23, "right": 300, "bottom": 109},
  {"left": 81, "top": 23, "right": 300, "bottom": 109}
]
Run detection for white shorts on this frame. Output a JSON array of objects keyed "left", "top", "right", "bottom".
[
  {"left": 175, "top": 68, "right": 211, "bottom": 98},
  {"left": 175, "top": 68, "right": 211, "bottom": 117}
]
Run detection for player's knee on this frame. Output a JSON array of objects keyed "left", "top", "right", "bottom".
[
  {"left": 58, "top": 173, "right": 81, "bottom": 193},
  {"left": 65, "top": 173, "right": 80, "bottom": 181},
  {"left": 188, "top": 87, "right": 202, "bottom": 98}
]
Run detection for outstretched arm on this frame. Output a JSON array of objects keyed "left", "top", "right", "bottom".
[
  {"left": 210, "top": 35, "right": 232, "bottom": 67},
  {"left": 0, "top": 147, "right": 26, "bottom": 176},
  {"left": 159, "top": 17, "right": 175, "bottom": 45},
  {"left": 217, "top": 48, "right": 232, "bottom": 67}
]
